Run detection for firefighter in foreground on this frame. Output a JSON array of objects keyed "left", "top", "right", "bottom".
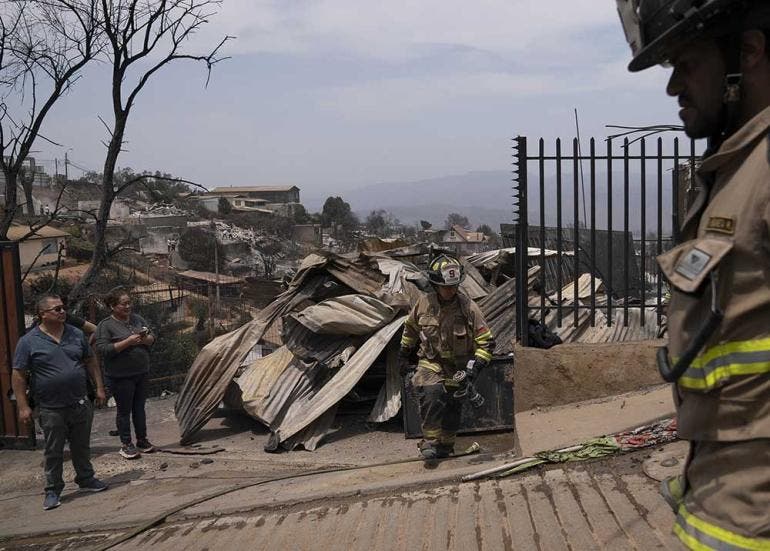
[
  {"left": 617, "top": 0, "right": 770, "bottom": 547},
  {"left": 398, "top": 255, "right": 493, "bottom": 461}
]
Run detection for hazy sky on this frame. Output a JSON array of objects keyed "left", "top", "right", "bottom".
[{"left": 33, "top": 0, "right": 680, "bottom": 197}]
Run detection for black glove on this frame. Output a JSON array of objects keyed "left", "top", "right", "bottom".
[
  {"left": 398, "top": 348, "right": 413, "bottom": 377},
  {"left": 468, "top": 358, "right": 488, "bottom": 381}
]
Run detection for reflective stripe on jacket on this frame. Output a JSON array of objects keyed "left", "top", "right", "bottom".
[
  {"left": 674, "top": 504, "right": 770, "bottom": 551},
  {"left": 677, "top": 336, "right": 770, "bottom": 391}
]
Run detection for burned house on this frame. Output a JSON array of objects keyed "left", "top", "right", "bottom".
[{"left": 204, "top": 186, "right": 302, "bottom": 217}]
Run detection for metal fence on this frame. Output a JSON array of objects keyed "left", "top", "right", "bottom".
[{"left": 512, "top": 135, "right": 700, "bottom": 345}]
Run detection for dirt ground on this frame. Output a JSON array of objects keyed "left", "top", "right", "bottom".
[
  {"left": 0, "top": 386, "right": 683, "bottom": 549},
  {"left": 0, "top": 395, "right": 516, "bottom": 497}
]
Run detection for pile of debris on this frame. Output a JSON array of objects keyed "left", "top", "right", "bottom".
[
  {"left": 175, "top": 245, "right": 518, "bottom": 450},
  {"left": 174, "top": 244, "right": 667, "bottom": 451},
  {"left": 132, "top": 202, "right": 189, "bottom": 217}
]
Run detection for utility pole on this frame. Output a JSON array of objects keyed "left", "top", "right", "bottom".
[
  {"left": 64, "top": 151, "right": 69, "bottom": 181},
  {"left": 211, "top": 224, "right": 220, "bottom": 318},
  {"left": 214, "top": 246, "right": 220, "bottom": 312}
]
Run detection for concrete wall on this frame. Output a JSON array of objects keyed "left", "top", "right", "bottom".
[
  {"left": 140, "top": 226, "right": 179, "bottom": 255},
  {"left": 198, "top": 197, "right": 220, "bottom": 213},
  {"left": 513, "top": 339, "right": 665, "bottom": 413},
  {"left": 77, "top": 200, "right": 130, "bottom": 220},
  {"left": 139, "top": 215, "right": 187, "bottom": 228},
  {"left": 18, "top": 237, "right": 66, "bottom": 270}
]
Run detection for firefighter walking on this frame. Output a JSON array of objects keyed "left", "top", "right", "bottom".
[
  {"left": 617, "top": 0, "right": 770, "bottom": 548},
  {"left": 398, "top": 254, "right": 493, "bottom": 462}
]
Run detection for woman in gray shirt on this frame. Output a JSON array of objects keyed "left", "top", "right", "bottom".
[{"left": 95, "top": 288, "right": 155, "bottom": 459}]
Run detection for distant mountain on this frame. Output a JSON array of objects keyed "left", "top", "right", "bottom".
[
  {"left": 305, "top": 171, "right": 516, "bottom": 229},
  {"left": 304, "top": 169, "right": 674, "bottom": 236}
]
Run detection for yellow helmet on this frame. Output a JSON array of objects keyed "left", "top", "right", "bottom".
[{"left": 427, "top": 254, "right": 465, "bottom": 287}]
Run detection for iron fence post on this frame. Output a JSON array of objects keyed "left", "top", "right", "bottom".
[{"left": 513, "top": 136, "right": 529, "bottom": 346}]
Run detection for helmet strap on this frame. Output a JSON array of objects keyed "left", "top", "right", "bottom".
[{"left": 713, "top": 33, "right": 744, "bottom": 148}]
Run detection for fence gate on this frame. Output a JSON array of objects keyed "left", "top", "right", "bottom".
[
  {"left": 0, "top": 241, "right": 34, "bottom": 449},
  {"left": 512, "top": 135, "right": 700, "bottom": 346}
]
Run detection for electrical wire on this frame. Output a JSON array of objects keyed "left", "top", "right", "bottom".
[{"left": 605, "top": 124, "right": 685, "bottom": 146}]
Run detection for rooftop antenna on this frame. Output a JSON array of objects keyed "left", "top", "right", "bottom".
[{"left": 574, "top": 108, "right": 588, "bottom": 229}]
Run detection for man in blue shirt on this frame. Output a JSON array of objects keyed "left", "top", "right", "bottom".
[{"left": 12, "top": 295, "right": 108, "bottom": 510}]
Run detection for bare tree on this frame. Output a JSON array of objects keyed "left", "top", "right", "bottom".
[
  {"left": 69, "top": 0, "right": 230, "bottom": 302},
  {"left": 0, "top": 0, "right": 100, "bottom": 238}
]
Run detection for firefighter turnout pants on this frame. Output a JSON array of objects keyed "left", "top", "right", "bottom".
[
  {"left": 413, "top": 381, "right": 461, "bottom": 455},
  {"left": 664, "top": 439, "right": 770, "bottom": 549}
]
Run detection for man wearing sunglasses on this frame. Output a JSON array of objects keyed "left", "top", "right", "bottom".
[{"left": 11, "top": 295, "right": 108, "bottom": 511}]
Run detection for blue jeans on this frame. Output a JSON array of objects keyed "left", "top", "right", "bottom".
[{"left": 107, "top": 374, "right": 148, "bottom": 445}]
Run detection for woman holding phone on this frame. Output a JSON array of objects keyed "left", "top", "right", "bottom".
[{"left": 95, "top": 288, "right": 155, "bottom": 459}]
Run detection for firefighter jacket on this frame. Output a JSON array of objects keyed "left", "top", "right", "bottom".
[
  {"left": 399, "top": 290, "right": 493, "bottom": 378},
  {"left": 657, "top": 105, "right": 770, "bottom": 441}
]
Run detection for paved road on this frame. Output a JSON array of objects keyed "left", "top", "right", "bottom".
[{"left": 90, "top": 461, "right": 678, "bottom": 551}]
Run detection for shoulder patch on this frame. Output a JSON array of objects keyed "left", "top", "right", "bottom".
[
  {"left": 675, "top": 248, "right": 712, "bottom": 281},
  {"left": 705, "top": 216, "right": 735, "bottom": 235}
]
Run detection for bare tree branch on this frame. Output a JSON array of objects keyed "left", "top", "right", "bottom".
[
  {"left": 0, "top": 0, "right": 101, "bottom": 238},
  {"left": 46, "top": 240, "right": 66, "bottom": 292},
  {"left": 70, "top": 0, "right": 229, "bottom": 303},
  {"left": 20, "top": 240, "right": 55, "bottom": 282},
  {"left": 13, "top": 180, "right": 69, "bottom": 242},
  {"left": 115, "top": 173, "right": 209, "bottom": 195}
]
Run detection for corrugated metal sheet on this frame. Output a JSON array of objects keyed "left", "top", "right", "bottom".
[
  {"left": 251, "top": 357, "right": 336, "bottom": 451},
  {"left": 324, "top": 255, "right": 387, "bottom": 296},
  {"left": 477, "top": 266, "right": 540, "bottom": 356},
  {"left": 237, "top": 346, "right": 295, "bottom": 415},
  {"left": 466, "top": 247, "right": 563, "bottom": 270},
  {"left": 175, "top": 318, "right": 272, "bottom": 445},
  {"left": 546, "top": 303, "right": 662, "bottom": 343},
  {"left": 459, "top": 259, "right": 489, "bottom": 300},
  {"left": 289, "top": 295, "right": 396, "bottom": 335},
  {"left": 267, "top": 316, "right": 406, "bottom": 450},
  {"left": 357, "top": 237, "right": 410, "bottom": 253},
  {"left": 282, "top": 315, "right": 359, "bottom": 364},
  {"left": 281, "top": 405, "right": 339, "bottom": 451},
  {"left": 243, "top": 359, "right": 323, "bottom": 429},
  {"left": 238, "top": 294, "right": 401, "bottom": 450},
  {"left": 368, "top": 345, "right": 401, "bottom": 423},
  {"left": 176, "top": 251, "right": 396, "bottom": 446},
  {"left": 554, "top": 273, "right": 606, "bottom": 300},
  {"left": 371, "top": 257, "right": 425, "bottom": 311},
  {"left": 543, "top": 276, "right": 663, "bottom": 344},
  {"left": 175, "top": 271, "right": 338, "bottom": 443}
]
